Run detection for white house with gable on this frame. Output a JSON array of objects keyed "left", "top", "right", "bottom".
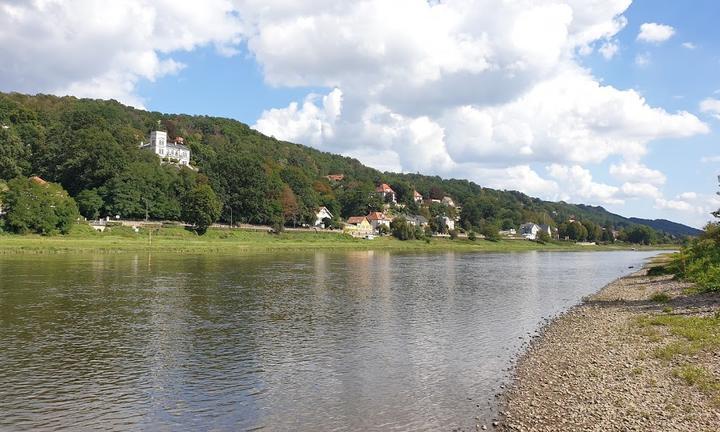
[
  {"left": 140, "top": 130, "right": 191, "bottom": 166},
  {"left": 314, "top": 206, "right": 334, "bottom": 228}
]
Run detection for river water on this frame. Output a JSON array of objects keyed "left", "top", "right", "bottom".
[{"left": 0, "top": 250, "right": 659, "bottom": 431}]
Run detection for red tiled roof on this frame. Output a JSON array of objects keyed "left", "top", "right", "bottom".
[
  {"left": 326, "top": 174, "right": 344, "bottom": 181},
  {"left": 366, "top": 212, "right": 388, "bottom": 221},
  {"left": 376, "top": 183, "right": 395, "bottom": 193},
  {"left": 29, "top": 176, "right": 48, "bottom": 186},
  {"left": 347, "top": 216, "right": 368, "bottom": 224}
]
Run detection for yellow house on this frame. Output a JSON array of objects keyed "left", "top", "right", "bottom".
[{"left": 344, "top": 216, "right": 374, "bottom": 238}]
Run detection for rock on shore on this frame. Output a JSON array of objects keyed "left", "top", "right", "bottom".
[{"left": 499, "top": 268, "right": 720, "bottom": 431}]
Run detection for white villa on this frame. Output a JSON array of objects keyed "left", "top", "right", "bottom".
[
  {"left": 140, "top": 130, "right": 191, "bottom": 166},
  {"left": 314, "top": 206, "right": 333, "bottom": 228}
]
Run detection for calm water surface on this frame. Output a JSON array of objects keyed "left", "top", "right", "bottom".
[{"left": 0, "top": 250, "right": 660, "bottom": 431}]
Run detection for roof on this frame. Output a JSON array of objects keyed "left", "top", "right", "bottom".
[
  {"left": 413, "top": 190, "right": 422, "bottom": 197},
  {"left": 347, "top": 216, "right": 368, "bottom": 224},
  {"left": 29, "top": 176, "right": 48, "bottom": 186},
  {"left": 166, "top": 143, "right": 190, "bottom": 151},
  {"left": 366, "top": 211, "right": 388, "bottom": 221},
  {"left": 376, "top": 183, "right": 395, "bottom": 193},
  {"left": 317, "top": 206, "right": 333, "bottom": 217},
  {"left": 326, "top": 174, "right": 344, "bottom": 181},
  {"left": 409, "top": 215, "right": 428, "bottom": 224}
]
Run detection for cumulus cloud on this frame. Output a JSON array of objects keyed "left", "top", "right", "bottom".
[
  {"left": 620, "top": 182, "right": 661, "bottom": 199},
  {"left": 599, "top": 41, "right": 619, "bottom": 59},
  {"left": 547, "top": 164, "right": 623, "bottom": 205},
  {"left": 637, "top": 22, "right": 675, "bottom": 43},
  {"left": 254, "top": 88, "right": 343, "bottom": 147},
  {"left": 0, "top": 0, "right": 244, "bottom": 106},
  {"left": 609, "top": 161, "right": 666, "bottom": 185},
  {"left": 700, "top": 98, "right": 720, "bottom": 120}
]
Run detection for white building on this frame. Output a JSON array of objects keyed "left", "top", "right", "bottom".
[
  {"left": 520, "top": 223, "right": 540, "bottom": 240},
  {"left": 140, "top": 130, "right": 191, "bottom": 166},
  {"left": 314, "top": 206, "right": 334, "bottom": 228},
  {"left": 441, "top": 216, "right": 455, "bottom": 232}
]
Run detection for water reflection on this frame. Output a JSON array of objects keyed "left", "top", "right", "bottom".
[{"left": 0, "top": 250, "right": 659, "bottom": 431}]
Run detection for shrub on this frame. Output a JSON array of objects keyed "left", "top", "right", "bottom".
[{"left": 468, "top": 231, "right": 477, "bottom": 241}]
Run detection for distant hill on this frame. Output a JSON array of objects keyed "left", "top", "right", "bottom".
[
  {"left": 0, "top": 91, "right": 701, "bottom": 238},
  {"left": 628, "top": 218, "right": 703, "bottom": 237}
]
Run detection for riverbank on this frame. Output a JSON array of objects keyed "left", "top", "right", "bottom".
[
  {"left": 499, "top": 259, "right": 720, "bottom": 431},
  {"left": 0, "top": 225, "right": 675, "bottom": 254}
]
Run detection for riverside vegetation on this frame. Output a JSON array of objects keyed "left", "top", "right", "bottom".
[{"left": 0, "top": 92, "right": 699, "bottom": 243}]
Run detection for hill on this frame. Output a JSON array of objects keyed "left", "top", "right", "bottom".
[
  {"left": 0, "top": 92, "right": 699, "bottom": 239},
  {"left": 628, "top": 218, "right": 703, "bottom": 237}
]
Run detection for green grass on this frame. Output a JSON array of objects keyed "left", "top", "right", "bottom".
[
  {"left": 635, "top": 314, "right": 720, "bottom": 360},
  {"left": 650, "top": 292, "right": 672, "bottom": 303},
  {"left": 672, "top": 365, "right": 720, "bottom": 403},
  {"left": 0, "top": 224, "right": 675, "bottom": 254}
]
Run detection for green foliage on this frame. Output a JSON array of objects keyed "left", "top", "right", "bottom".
[
  {"left": 75, "top": 189, "right": 104, "bottom": 219},
  {"left": 480, "top": 222, "right": 500, "bottom": 241},
  {"left": 2, "top": 177, "right": 79, "bottom": 235},
  {"left": 390, "top": 216, "right": 415, "bottom": 240},
  {"left": 536, "top": 230, "right": 551, "bottom": 244},
  {"left": 623, "top": 225, "right": 657, "bottom": 245},
  {"left": 448, "top": 229, "right": 458, "bottom": 240},
  {"left": 671, "top": 223, "right": 720, "bottom": 292},
  {"left": 468, "top": 231, "right": 477, "bottom": 241},
  {"left": 181, "top": 184, "right": 222, "bottom": 234}
]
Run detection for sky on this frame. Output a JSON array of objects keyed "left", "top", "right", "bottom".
[{"left": 1, "top": 0, "right": 719, "bottom": 228}]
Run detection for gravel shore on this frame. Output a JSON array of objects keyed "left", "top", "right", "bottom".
[{"left": 499, "top": 267, "right": 720, "bottom": 431}]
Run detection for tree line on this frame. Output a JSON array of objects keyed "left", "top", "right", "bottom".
[{"left": 0, "top": 92, "right": 689, "bottom": 241}]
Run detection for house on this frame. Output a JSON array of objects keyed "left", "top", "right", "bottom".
[
  {"left": 442, "top": 196, "right": 456, "bottom": 207},
  {"left": 376, "top": 183, "right": 397, "bottom": 203},
  {"left": 407, "top": 215, "right": 428, "bottom": 227},
  {"left": 440, "top": 216, "right": 455, "bottom": 232},
  {"left": 499, "top": 228, "right": 517, "bottom": 236},
  {"left": 366, "top": 211, "right": 392, "bottom": 231},
  {"left": 344, "top": 216, "right": 374, "bottom": 238},
  {"left": 140, "top": 130, "right": 191, "bottom": 166},
  {"left": 520, "top": 223, "right": 540, "bottom": 240},
  {"left": 29, "top": 176, "right": 48, "bottom": 186},
  {"left": 413, "top": 190, "right": 423, "bottom": 204},
  {"left": 539, "top": 224, "right": 555, "bottom": 239},
  {"left": 314, "top": 206, "right": 333, "bottom": 228},
  {"left": 325, "top": 174, "right": 344, "bottom": 182}
]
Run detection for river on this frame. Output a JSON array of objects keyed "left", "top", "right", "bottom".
[{"left": 0, "top": 250, "right": 660, "bottom": 431}]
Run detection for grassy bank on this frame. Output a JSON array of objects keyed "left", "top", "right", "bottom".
[{"left": 0, "top": 224, "right": 675, "bottom": 254}]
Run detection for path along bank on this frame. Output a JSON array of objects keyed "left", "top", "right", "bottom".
[{"left": 499, "top": 260, "right": 720, "bottom": 431}]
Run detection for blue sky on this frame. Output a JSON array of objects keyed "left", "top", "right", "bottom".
[{"left": 1, "top": 0, "right": 718, "bottom": 227}]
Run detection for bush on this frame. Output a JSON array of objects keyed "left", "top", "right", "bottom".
[
  {"left": 468, "top": 231, "right": 476, "bottom": 241},
  {"left": 670, "top": 223, "right": 720, "bottom": 292},
  {"left": 390, "top": 217, "right": 415, "bottom": 241},
  {"left": 449, "top": 229, "right": 458, "bottom": 240},
  {"left": 2, "top": 177, "right": 79, "bottom": 235}
]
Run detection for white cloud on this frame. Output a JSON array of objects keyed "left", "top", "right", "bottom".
[
  {"left": 0, "top": 0, "right": 244, "bottom": 106},
  {"left": 609, "top": 161, "right": 666, "bottom": 185},
  {"left": 547, "top": 164, "right": 623, "bottom": 205},
  {"left": 637, "top": 22, "right": 675, "bottom": 43},
  {"left": 599, "top": 41, "right": 619, "bottom": 59},
  {"left": 635, "top": 52, "right": 651, "bottom": 67},
  {"left": 654, "top": 197, "right": 693, "bottom": 211},
  {"left": 701, "top": 155, "right": 720, "bottom": 163},
  {"left": 700, "top": 98, "right": 720, "bottom": 120},
  {"left": 620, "top": 182, "right": 660, "bottom": 199},
  {"left": 254, "top": 88, "right": 343, "bottom": 148},
  {"left": 682, "top": 42, "right": 697, "bottom": 50}
]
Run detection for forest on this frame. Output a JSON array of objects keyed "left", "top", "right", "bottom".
[{"left": 0, "top": 92, "right": 698, "bottom": 241}]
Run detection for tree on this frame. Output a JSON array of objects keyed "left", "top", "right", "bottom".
[
  {"left": 279, "top": 185, "right": 299, "bottom": 226},
  {"left": 537, "top": 231, "right": 551, "bottom": 243},
  {"left": 76, "top": 189, "right": 103, "bottom": 219},
  {"left": 624, "top": 225, "right": 656, "bottom": 245},
  {"left": 390, "top": 216, "right": 415, "bottom": 240},
  {"left": 480, "top": 222, "right": 500, "bottom": 241},
  {"left": 181, "top": 184, "right": 221, "bottom": 234},
  {"left": 2, "top": 177, "right": 79, "bottom": 235}
]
